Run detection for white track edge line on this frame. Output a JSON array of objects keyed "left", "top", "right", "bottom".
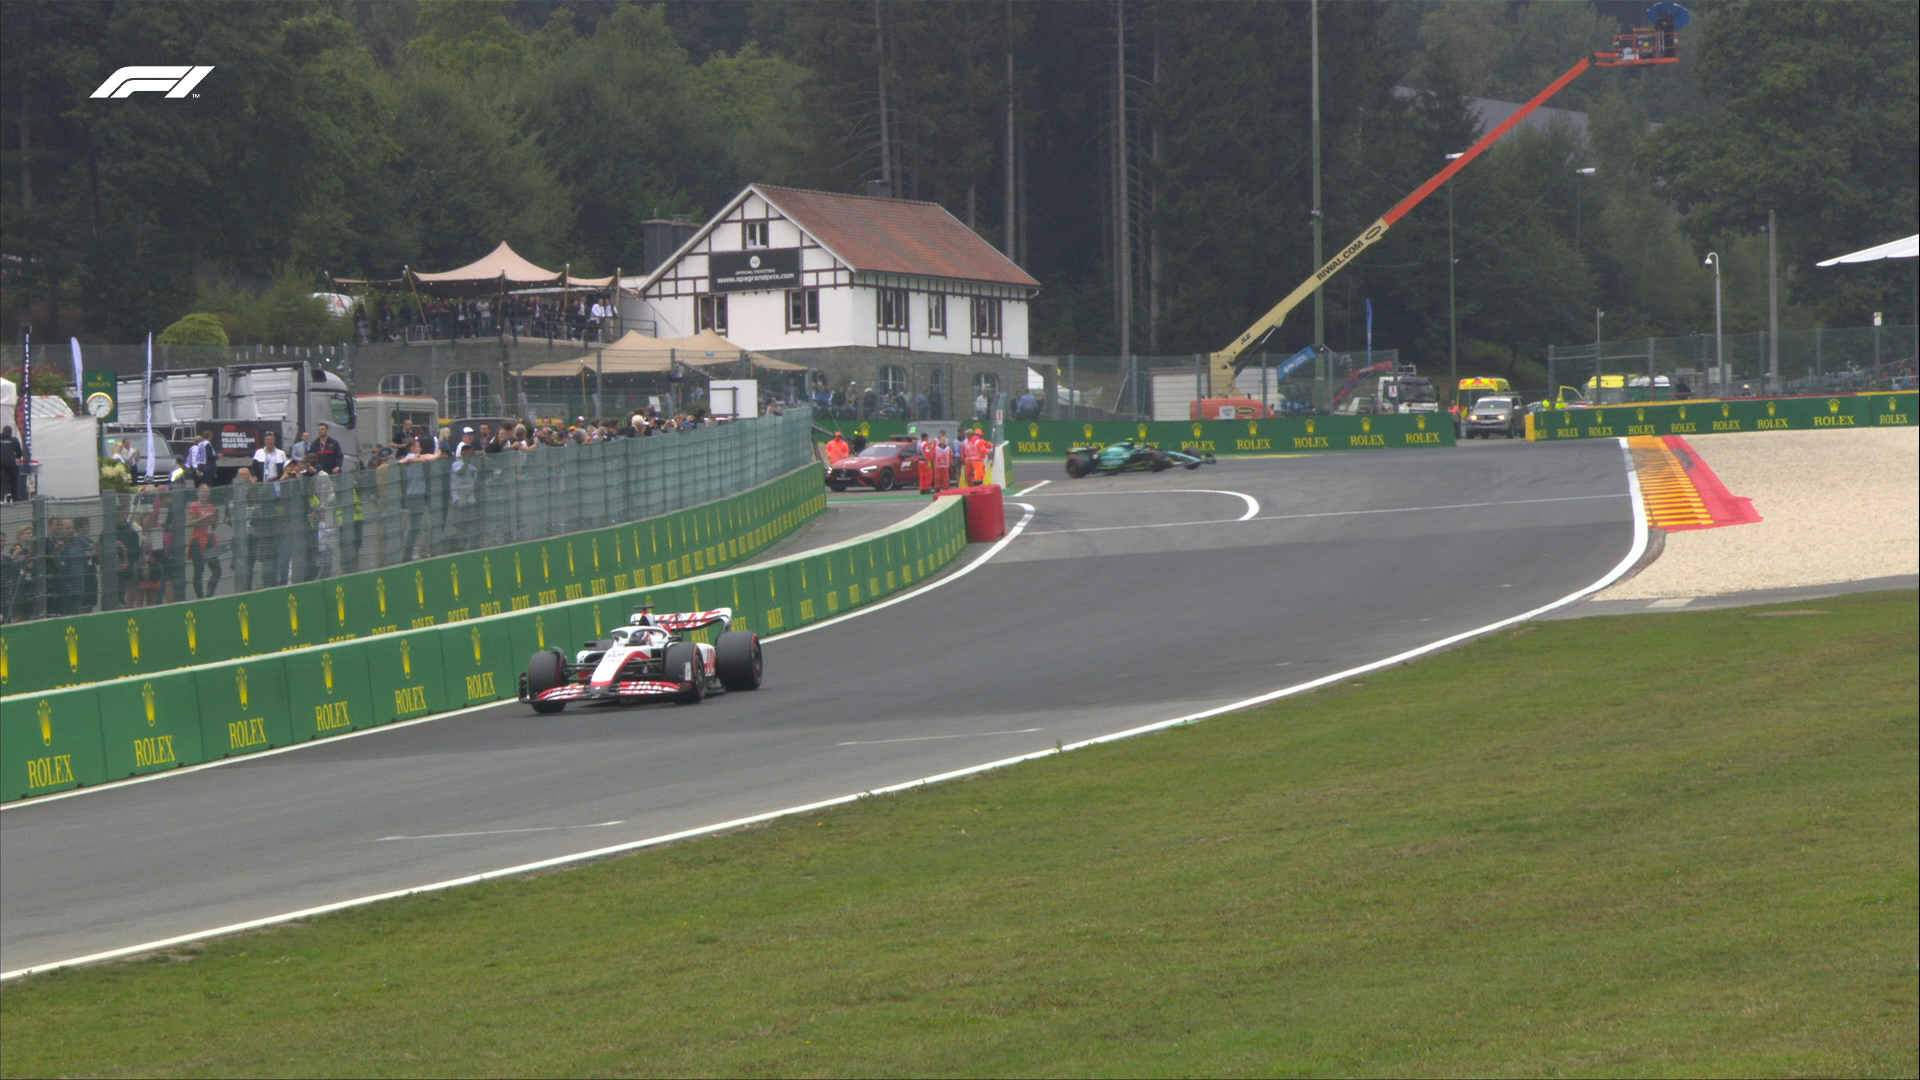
[{"left": 1, "top": 446, "right": 1643, "bottom": 982}]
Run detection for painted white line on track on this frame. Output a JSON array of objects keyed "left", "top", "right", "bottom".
[
  {"left": 1, "top": 501, "right": 1031, "bottom": 814},
  {"left": 1011, "top": 479, "right": 1051, "bottom": 497},
  {"left": 376, "top": 821, "right": 626, "bottom": 842},
  {"left": 760, "top": 502, "right": 1036, "bottom": 642},
  {"left": 0, "top": 446, "right": 1643, "bottom": 982},
  {"left": 1024, "top": 487, "right": 1260, "bottom": 522},
  {"left": 838, "top": 728, "right": 1042, "bottom": 747},
  {"left": 1027, "top": 491, "right": 1627, "bottom": 536}
]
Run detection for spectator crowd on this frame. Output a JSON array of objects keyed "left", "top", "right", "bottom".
[{"left": 0, "top": 404, "right": 754, "bottom": 623}]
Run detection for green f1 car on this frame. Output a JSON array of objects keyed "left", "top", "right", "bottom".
[{"left": 1063, "top": 439, "right": 1216, "bottom": 478}]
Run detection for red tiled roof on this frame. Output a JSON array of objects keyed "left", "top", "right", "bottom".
[{"left": 754, "top": 185, "right": 1040, "bottom": 289}]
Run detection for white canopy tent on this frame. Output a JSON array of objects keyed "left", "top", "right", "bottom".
[{"left": 1816, "top": 234, "right": 1919, "bottom": 266}]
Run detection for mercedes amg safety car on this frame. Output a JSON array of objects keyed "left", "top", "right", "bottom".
[
  {"left": 1063, "top": 440, "right": 1216, "bottom": 479},
  {"left": 520, "top": 606, "right": 762, "bottom": 713}
]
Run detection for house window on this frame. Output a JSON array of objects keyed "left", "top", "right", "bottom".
[
  {"left": 380, "top": 374, "right": 425, "bottom": 397},
  {"left": 877, "top": 287, "right": 909, "bottom": 331},
  {"left": 697, "top": 294, "right": 729, "bottom": 334},
  {"left": 971, "top": 372, "right": 999, "bottom": 400},
  {"left": 786, "top": 289, "right": 820, "bottom": 332},
  {"left": 878, "top": 365, "right": 909, "bottom": 394},
  {"left": 446, "top": 371, "right": 492, "bottom": 418},
  {"left": 743, "top": 221, "right": 770, "bottom": 248},
  {"left": 927, "top": 293, "right": 947, "bottom": 337},
  {"left": 971, "top": 297, "right": 1002, "bottom": 340}
]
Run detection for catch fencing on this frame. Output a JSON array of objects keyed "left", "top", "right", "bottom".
[
  {"left": 791, "top": 349, "right": 1400, "bottom": 429},
  {"left": 0, "top": 408, "right": 815, "bottom": 627},
  {"left": 2, "top": 485, "right": 965, "bottom": 803},
  {"left": 1546, "top": 323, "right": 1918, "bottom": 400}
]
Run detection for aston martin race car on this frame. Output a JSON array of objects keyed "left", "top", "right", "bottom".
[
  {"left": 1063, "top": 440, "right": 1216, "bottom": 479},
  {"left": 520, "top": 606, "right": 762, "bottom": 713}
]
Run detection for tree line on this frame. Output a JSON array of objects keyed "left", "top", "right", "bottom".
[{"left": 3, "top": 0, "right": 1913, "bottom": 379}]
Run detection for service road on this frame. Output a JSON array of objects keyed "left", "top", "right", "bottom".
[{"left": 1, "top": 439, "right": 1635, "bottom": 975}]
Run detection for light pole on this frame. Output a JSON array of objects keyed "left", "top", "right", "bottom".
[
  {"left": 1446, "top": 151, "right": 1463, "bottom": 397},
  {"left": 1594, "top": 309, "right": 1604, "bottom": 403},
  {"left": 1574, "top": 167, "right": 1595, "bottom": 256},
  {"left": 1704, "top": 252, "right": 1723, "bottom": 390}
]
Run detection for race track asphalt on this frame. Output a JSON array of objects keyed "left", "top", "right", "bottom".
[{"left": 0, "top": 438, "right": 1635, "bottom": 974}]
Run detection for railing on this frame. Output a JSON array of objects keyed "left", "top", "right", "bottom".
[
  {"left": 1547, "top": 324, "right": 1918, "bottom": 399},
  {"left": 0, "top": 408, "right": 815, "bottom": 625}
]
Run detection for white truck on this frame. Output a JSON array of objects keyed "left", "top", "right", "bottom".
[
  {"left": 1372, "top": 366, "right": 1440, "bottom": 415},
  {"left": 114, "top": 360, "right": 362, "bottom": 475}
]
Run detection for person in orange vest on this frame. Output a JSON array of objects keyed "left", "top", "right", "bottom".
[
  {"left": 823, "top": 431, "right": 850, "bottom": 464},
  {"left": 932, "top": 433, "right": 954, "bottom": 493},
  {"left": 918, "top": 432, "right": 938, "bottom": 494},
  {"left": 964, "top": 428, "right": 991, "bottom": 485}
]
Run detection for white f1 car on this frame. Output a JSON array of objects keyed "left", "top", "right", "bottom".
[{"left": 520, "top": 606, "right": 763, "bottom": 713}]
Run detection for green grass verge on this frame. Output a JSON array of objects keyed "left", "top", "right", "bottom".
[{"left": 4, "top": 592, "right": 1915, "bottom": 1078}]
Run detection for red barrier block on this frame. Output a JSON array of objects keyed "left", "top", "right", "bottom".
[{"left": 958, "top": 485, "right": 1006, "bottom": 542}]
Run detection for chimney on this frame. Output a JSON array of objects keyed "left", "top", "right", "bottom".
[
  {"left": 865, "top": 180, "right": 893, "bottom": 199},
  {"left": 641, "top": 212, "right": 677, "bottom": 274},
  {"left": 641, "top": 212, "right": 704, "bottom": 274}
]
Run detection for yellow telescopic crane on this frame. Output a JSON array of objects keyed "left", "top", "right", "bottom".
[{"left": 1206, "top": 2, "right": 1687, "bottom": 394}]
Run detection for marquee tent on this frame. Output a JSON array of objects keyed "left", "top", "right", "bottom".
[
  {"left": 332, "top": 241, "right": 615, "bottom": 297},
  {"left": 517, "top": 330, "right": 804, "bottom": 378}
]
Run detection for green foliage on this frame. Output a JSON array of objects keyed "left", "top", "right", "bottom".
[
  {"left": 157, "top": 311, "right": 231, "bottom": 368},
  {"left": 190, "top": 271, "right": 345, "bottom": 347},
  {"left": 156, "top": 312, "right": 230, "bottom": 348},
  {"left": 407, "top": 0, "right": 533, "bottom": 80},
  {"left": 1642, "top": 0, "right": 1919, "bottom": 324},
  {"left": 3, "top": 0, "right": 1908, "bottom": 365}
]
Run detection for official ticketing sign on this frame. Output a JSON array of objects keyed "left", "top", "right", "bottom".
[{"left": 710, "top": 249, "right": 800, "bottom": 293}]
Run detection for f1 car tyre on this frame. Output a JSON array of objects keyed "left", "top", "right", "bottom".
[
  {"left": 1147, "top": 450, "right": 1170, "bottom": 471},
  {"left": 875, "top": 468, "right": 896, "bottom": 492},
  {"left": 1064, "top": 454, "right": 1089, "bottom": 479},
  {"left": 526, "top": 649, "right": 567, "bottom": 714},
  {"left": 716, "top": 630, "right": 763, "bottom": 691},
  {"left": 663, "top": 642, "right": 705, "bottom": 704}
]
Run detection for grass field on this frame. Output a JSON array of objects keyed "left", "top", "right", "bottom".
[{"left": 2, "top": 592, "right": 1914, "bottom": 1078}]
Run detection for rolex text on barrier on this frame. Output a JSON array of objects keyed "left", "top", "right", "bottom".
[
  {"left": 0, "top": 490, "right": 958, "bottom": 803},
  {"left": 193, "top": 656, "right": 294, "bottom": 761},
  {"left": 1529, "top": 392, "right": 1917, "bottom": 441},
  {"left": 0, "top": 465, "right": 826, "bottom": 698},
  {"left": 283, "top": 645, "right": 380, "bottom": 737},
  {"left": 1, "top": 688, "right": 108, "bottom": 802},
  {"left": 825, "top": 416, "right": 1455, "bottom": 460},
  {"left": 96, "top": 671, "right": 207, "bottom": 778}
]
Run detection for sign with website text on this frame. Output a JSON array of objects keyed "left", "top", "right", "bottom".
[{"left": 710, "top": 249, "right": 801, "bottom": 293}]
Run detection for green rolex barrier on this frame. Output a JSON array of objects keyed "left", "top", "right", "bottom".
[
  {"left": 0, "top": 464, "right": 826, "bottom": 698},
  {"left": 824, "top": 415, "right": 1455, "bottom": 460},
  {"left": 366, "top": 630, "right": 450, "bottom": 724},
  {"left": 1528, "top": 391, "right": 1918, "bottom": 441},
  {"left": 1, "top": 687, "right": 109, "bottom": 802},
  {"left": 0, "top": 479, "right": 938, "bottom": 803},
  {"left": 194, "top": 655, "right": 293, "bottom": 761},
  {"left": 440, "top": 619, "right": 516, "bottom": 710},
  {"left": 282, "top": 644, "right": 380, "bottom": 739},
  {"left": 96, "top": 671, "right": 207, "bottom": 779}
]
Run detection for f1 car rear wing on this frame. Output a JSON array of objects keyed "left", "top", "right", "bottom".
[{"left": 631, "top": 607, "right": 735, "bottom": 634}]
